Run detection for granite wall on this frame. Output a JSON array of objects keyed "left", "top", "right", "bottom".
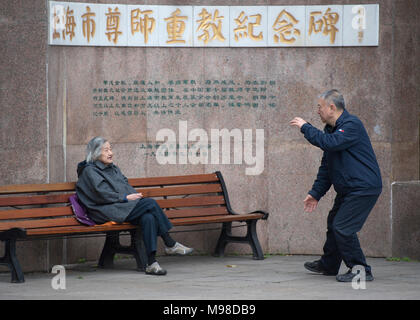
[
  {"left": 1, "top": 0, "right": 419, "bottom": 272},
  {"left": 391, "top": 181, "right": 420, "bottom": 261}
]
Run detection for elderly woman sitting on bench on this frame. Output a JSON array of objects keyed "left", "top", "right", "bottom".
[{"left": 76, "top": 136, "right": 193, "bottom": 276}]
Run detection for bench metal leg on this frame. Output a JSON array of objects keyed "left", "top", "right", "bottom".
[
  {"left": 214, "top": 222, "right": 232, "bottom": 258},
  {"left": 98, "top": 229, "right": 147, "bottom": 271},
  {"left": 0, "top": 239, "right": 25, "bottom": 283},
  {"left": 246, "top": 220, "right": 264, "bottom": 260},
  {"left": 214, "top": 220, "right": 264, "bottom": 260},
  {"left": 98, "top": 232, "right": 119, "bottom": 269}
]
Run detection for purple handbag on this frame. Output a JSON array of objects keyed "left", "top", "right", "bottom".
[{"left": 69, "top": 194, "right": 96, "bottom": 226}]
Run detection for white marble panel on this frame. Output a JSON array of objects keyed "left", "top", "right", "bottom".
[
  {"left": 229, "top": 6, "right": 268, "bottom": 47},
  {"left": 158, "top": 6, "right": 193, "bottom": 47},
  {"left": 305, "top": 5, "right": 343, "bottom": 47},
  {"left": 267, "top": 6, "right": 306, "bottom": 47},
  {"left": 193, "top": 6, "right": 230, "bottom": 47},
  {"left": 343, "top": 4, "right": 379, "bottom": 46},
  {"left": 127, "top": 5, "right": 160, "bottom": 47}
]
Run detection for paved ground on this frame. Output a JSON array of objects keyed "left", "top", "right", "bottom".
[{"left": 1, "top": 254, "right": 419, "bottom": 300}]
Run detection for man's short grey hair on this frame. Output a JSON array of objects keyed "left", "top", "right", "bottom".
[
  {"left": 86, "top": 136, "right": 108, "bottom": 163},
  {"left": 319, "top": 89, "right": 345, "bottom": 110}
]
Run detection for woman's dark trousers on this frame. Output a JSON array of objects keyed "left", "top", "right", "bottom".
[{"left": 124, "top": 198, "right": 173, "bottom": 257}]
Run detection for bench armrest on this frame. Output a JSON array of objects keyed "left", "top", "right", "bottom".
[
  {"left": 249, "top": 210, "right": 269, "bottom": 220},
  {"left": 215, "top": 171, "right": 269, "bottom": 221},
  {"left": 227, "top": 208, "right": 269, "bottom": 220}
]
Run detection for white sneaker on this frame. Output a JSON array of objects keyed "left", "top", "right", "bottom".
[
  {"left": 165, "top": 242, "right": 194, "bottom": 255},
  {"left": 145, "top": 262, "right": 167, "bottom": 275}
]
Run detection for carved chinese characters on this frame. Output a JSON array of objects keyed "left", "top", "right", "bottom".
[{"left": 49, "top": 3, "right": 379, "bottom": 47}]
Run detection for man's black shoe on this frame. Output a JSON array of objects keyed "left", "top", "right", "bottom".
[
  {"left": 336, "top": 268, "right": 374, "bottom": 282},
  {"left": 304, "top": 260, "right": 336, "bottom": 276}
]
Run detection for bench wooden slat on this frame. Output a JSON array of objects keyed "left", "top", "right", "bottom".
[
  {"left": 165, "top": 207, "right": 228, "bottom": 219},
  {"left": 0, "top": 194, "right": 72, "bottom": 207},
  {"left": 137, "top": 184, "right": 222, "bottom": 197},
  {"left": 23, "top": 213, "right": 264, "bottom": 236},
  {"left": 0, "top": 177, "right": 222, "bottom": 207},
  {"left": 0, "top": 184, "right": 223, "bottom": 207},
  {"left": 0, "top": 207, "right": 231, "bottom": 231},
  {"left": 0, "top": 194, "right": 225, "bottom": 219},
  {"left": 26, "top": 223, "right": 137, "bottom": 236},
  {"left": 0, "top": 182, "right": 76, "bottom": 194},
  {"left": 0, "top": 173, "right": 218, "bottom": 195},
  {"left": 0, "top": 207, "right": 73, "bottom": 220},
  {"left": 0, "top": 206, "right": 231, "bottom": 228},
  {"left": 172, "top": 213, "right": 265, "bottom": 226},
  {"left": 156, "top": 196, "right": 225, "bottom": 208},
  {"left": 0, "top": 217, "right": 80, "bottom": 231},
  {"left": 0, "top": 194, "right": 226, "bottom": 220},
  {"left": 129, "top": 173, "right": 219, "bottom": 187}
]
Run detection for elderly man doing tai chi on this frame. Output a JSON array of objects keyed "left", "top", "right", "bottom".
[{"left": 290, "top": 89, "right": 382, "bottom": 282}]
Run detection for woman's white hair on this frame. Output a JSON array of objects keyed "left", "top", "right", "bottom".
[{"left": 86, "top": 136, "right": 108, "bottom": 163}]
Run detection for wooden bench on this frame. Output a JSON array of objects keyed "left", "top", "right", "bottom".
[{"left": 0, "top": 171, "right": 268, "bottom": 283}]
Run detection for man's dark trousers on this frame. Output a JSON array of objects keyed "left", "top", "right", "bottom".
[{"left": 320, "top": 192, "right": 380, "bottom": 275}]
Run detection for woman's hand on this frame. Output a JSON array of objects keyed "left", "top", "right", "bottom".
[{"left": 126, "top": 193, "right": 143, "bottom": 201}]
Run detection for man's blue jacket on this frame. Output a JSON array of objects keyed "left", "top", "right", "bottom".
[{"left": 300, "top": 109, "right": 382, "bottom": 200}]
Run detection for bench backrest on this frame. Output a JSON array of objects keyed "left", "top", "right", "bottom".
[{"left": 0, "top": 171, "right": 230, "bottom": 234}]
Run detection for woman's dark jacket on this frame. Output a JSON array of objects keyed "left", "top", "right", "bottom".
[{"left": 76, "top": 160, "right": 139, "bottom": 224}]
